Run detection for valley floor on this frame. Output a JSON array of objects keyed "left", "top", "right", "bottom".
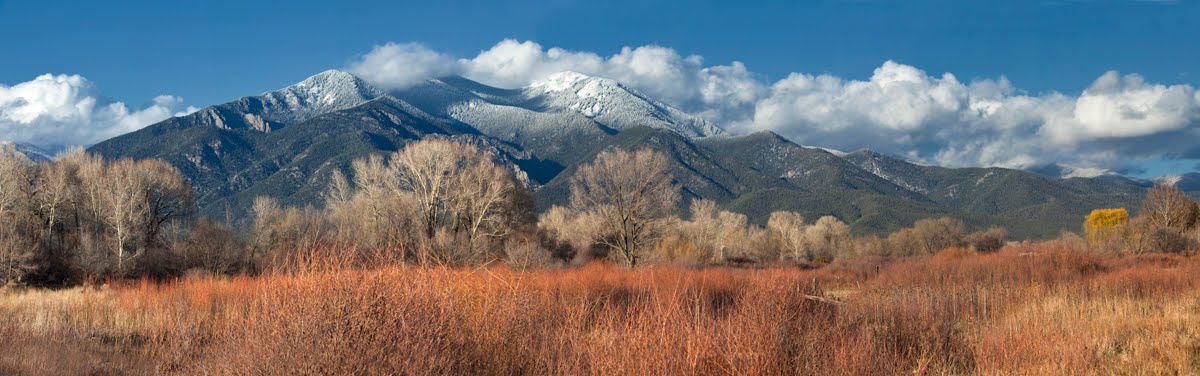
[{"left": 2, "top": 242, "right": 1199, "bottom": 375}]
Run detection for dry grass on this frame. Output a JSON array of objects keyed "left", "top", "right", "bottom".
[{"left": 1, "top": 242, "right": 1199, "bottom": 375}]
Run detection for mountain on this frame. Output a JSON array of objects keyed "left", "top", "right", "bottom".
[
  {"left": 393, "top": 75, "right": 614, "bottom": 168},
  {"left": 1029, "top": 163, "right": 1121, "bottom": 179},
  {"left": 700, "top": 132, "right": 919, "bottom": 198},
  {"left": 843, "top": 150, "right": 1145, "bottom": 236},
  {"left": 1160, "top": 173, "right": 1200, "bottom": 192},
  {"left": 91, "top": 73, "right": 490, "bottom": 214},
  {"left": 524, "top": 127, "right": 952, "bottom": 235},
  {"left": 0, "top": 141, "right": 53, "bottom": 161},
  {"left": 391, "top": 72, "right": 721, "bottom": 165},
  {"left": 522, "top": 71, "right": 722, "bottom": 138},
  {"left": 167, "top": 70, "right": 386, "bottom": 134},
  {"left": 535, "top": 127, "right": 767, "bottom": 208},
  {"left": 90, "top": 69, "right": 1166, "bottom": 239},
  {"left": 252, "top": 69, "right": 387, "bottom": 124},
  {"left": 91, "top": 70, "right": 725, "bottom": 218},
  {"left": 699, "top": 133, "right": 962, "bottom": 234}
]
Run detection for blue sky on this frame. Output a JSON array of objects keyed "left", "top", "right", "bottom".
[{"left": 1, "top": 0, "right": 1198, "bottom": 177}]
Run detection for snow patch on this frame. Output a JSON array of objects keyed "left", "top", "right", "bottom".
[
  {"left": 1161, "top": 174, "right": 1185, "bottom": 186},
  {"left": 975, "top": 171, "right": 994, "bottom": 186},
  {"left": 805, "top": 145, "right": 847, "bottom": 157},
  {"left": 856, "top": 156, "right": 930, "bottom": 194},
  {"left": 530, "top": 71, "right": 592, "bottom": 93},
  {"left": 1061, "top": 166, "right": 1117, "bottom": 179}
]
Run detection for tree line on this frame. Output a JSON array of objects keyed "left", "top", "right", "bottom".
[
  {"left": 35, "top": 139, "right": 1200, "bottom": 286},
  {"left": 257, "top": 140, "right": 1011, "bottom": 270},
  {"left": 0, "top": 144, "right": 198, "bottom": 285}
]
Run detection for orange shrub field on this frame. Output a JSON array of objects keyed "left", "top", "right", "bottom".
[{"left": 1, "top": 241, "right": 1198, "bottom": 375}]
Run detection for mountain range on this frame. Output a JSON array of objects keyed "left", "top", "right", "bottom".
[
  {"left": 1, "top": 141, "right": 53, "bottom": 162},
  {"left": 82, "top": 69, "right": 1177, "bottom": 239}
]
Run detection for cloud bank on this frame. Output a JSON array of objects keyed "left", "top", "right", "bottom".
[
  {"left": 0, "top": 74, "right": 197, "bottom": 149},
  {"left": 348, "top": 40, "right": 764, "bottom": 126},
  {"left": 348, "top": 39, "right": 1200, "bottom": 173}
]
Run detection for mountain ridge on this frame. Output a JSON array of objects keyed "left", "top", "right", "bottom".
[
  {"left": 0, "top": 141, "right": 53, "bottom": 161},
  {"left": 87, "top": 69, "right": 1183, "bottom": 239}
]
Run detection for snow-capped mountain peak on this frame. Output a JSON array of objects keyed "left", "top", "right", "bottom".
[
  {"left": 529, "top": 71, "right": 600, "bottom": 93},
  {"left": 522, "top": 71, "right": 723, "bottom": 138},
  {"left": 256, "top": 69, "right": 386, "bottom": 124},
  {"left": 285, "top": 69, "right": 381, "bottom": 96}
]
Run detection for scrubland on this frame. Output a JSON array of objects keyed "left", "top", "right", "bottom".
[
  {"left": 4, "top": 140, "right": 1200, "bottom": 375},
  {"left": 2, "top": 241, "right": 1198, "bottom": 375}
]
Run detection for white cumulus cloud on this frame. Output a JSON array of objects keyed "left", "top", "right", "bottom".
[
  {"left": 0, "top": 74, "right": 196, "bottom": 148},
  {"left": 1044, "top": 71, "right": 1198, "bottom": 143},
  {"left": 738, "top": 62, "right": 1200, "bottom": 171},
  {"left": 458, "top": 39, "right": 605, "bottom": 89},
  {"left": 346, "top": 40, "right": 1200, "bottom": 173},
  {"left": 346, "top": 42, "right": 459, "bottom": 90},
  {"left": 348, "top": 39, "right": 763, "bottom": 125}
]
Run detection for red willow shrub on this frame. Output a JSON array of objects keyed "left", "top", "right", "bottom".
[{"left": 1, "top": 240, "right": 1197, "bottom": 375}]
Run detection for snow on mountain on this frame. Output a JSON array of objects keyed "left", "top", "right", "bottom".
[
  {"left": 805, "top": 145, "right": 847, "bottom": 157},
  {"left": 845, "top": 149, "right": 932, "bottom": 194},
  {"left": 394, "top": 76, "right": 609, "bottom": 158},
  {"left": 1162, "top": 174, "right": 1184, "bottom": 186},
  {"left": 171, "top": 70, "right": 390, "bottom": 133},
  {"left": 0, "top": 141, "right": 53, "bottom": 161},
  {"left": 1062, "top": 167, "right": 1117, "bottom": 179},
  {"left": 523, "top": 71, "right": 723, "bottom": 138},
  {"left": 255, "top": 69, "right": 386, "bottom": 124},
  {"left": 1029, "top": 163, "right": 1119, "bottom": 179},
  {"left": 1159, "top": 172, "right": 1200, "bottom": 191},
  {"left": 446, "top": 99, "right": 603, "bottom": 137},
  {"left": 390, "top": 71, "right": 725, "bottom": 160}
]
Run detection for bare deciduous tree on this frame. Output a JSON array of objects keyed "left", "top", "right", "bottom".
[
  {"left": 0, "top": 223, "right": 37, "bottom": 285},
  {"left": 0, "top": 146, "right": 36, "bottom": 285},
  {"left": 33, "top": 151, "right": 79, "bottom": 248},
  {"left": 681, "top": 199, "right": 750, "bottom": 263},
  {"left": 327, "top": 139, "right": 529, "bottom": 265},
  {"left": 0, "top": 145, "right": 31, "bottom": 219},
  {"left": 539, "top": 205, "right": 603, "bottom": 262},
  {"left": 137, "top": 159, "right": 195, "bottom": 251},
  {"left": 803, "top": 216, "right": 851, "bottom": 262},
  {"left": 447, "top": 156, "right": 521, "bottom": 261},
  {"left": 570, "top": 148, "right": 679, "bottom": 267},
  {"left": 1141, "top": 183, "right": 1199, "bottom": 231},
  {"left": 93, "top": 159, "right": 148, "bottom": 275},
  {"left": 852, "top": 235, "right": 888, "bottom": 258},
  {"left": 887, "top": 217, "right": 966, "bottom": 256},
  {"left": 767, "top": 211, "right": 807, "bottom": 260},
  {"left": 183, "top": 219, "right": 245, "bottom": 275},
  {"left": 328, "top": 157, "right": 422, "bottom": 252},
  {"left": 390, "top": 140, "right": 473, "bottom": 238},
  {"left": 680, "top": 199, "right": 720, "bottom": 262},
  {"left": 250, "top": 196, "right": 283, "bottom": 269},
  {"left": 72, "top": 151, "right": 108, "bottom": 227},
  {"left": 966, "top": 227, "right": 1008, "bottom": 253}
]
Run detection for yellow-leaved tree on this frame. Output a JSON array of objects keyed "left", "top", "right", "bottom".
[{"left": 1084, "top": 208, "right": 1129, "bottom": 249}]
